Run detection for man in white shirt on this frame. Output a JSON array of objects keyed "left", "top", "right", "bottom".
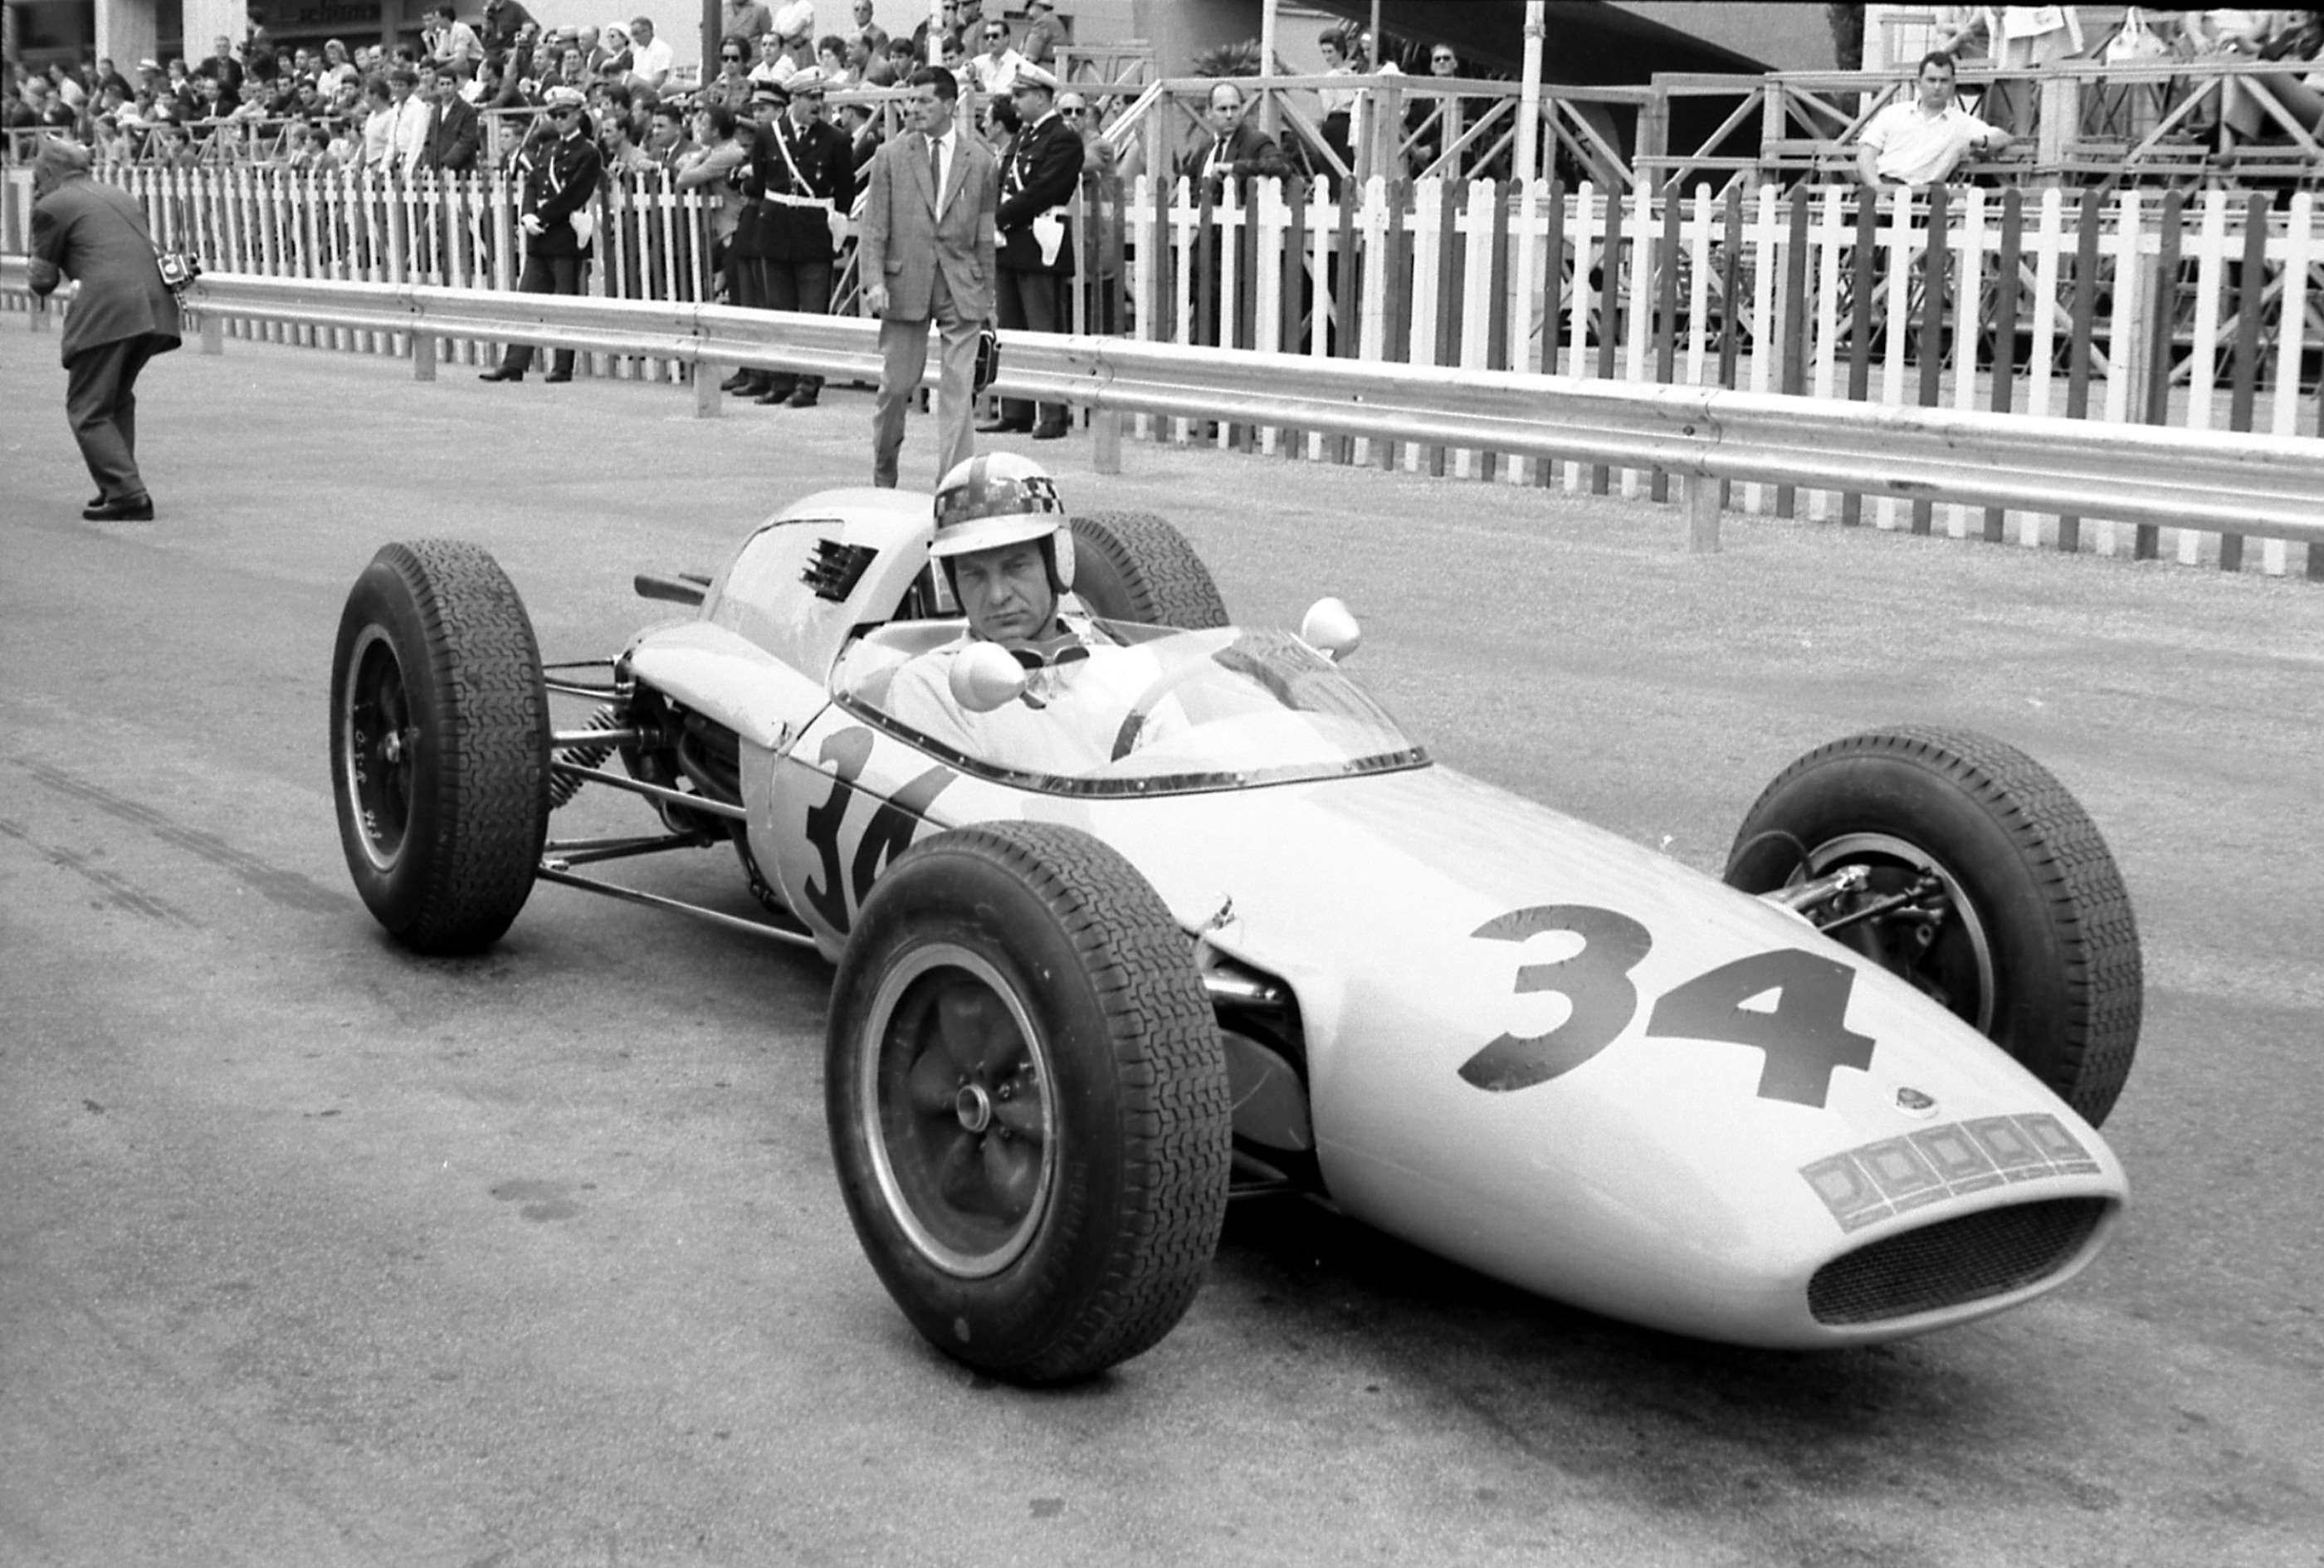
[
  {"left": 1856, "top": 52, "right": 2009, "bottom": 189},
  {"left": 967, "top": 17, "right": 1028, "bottom": 96},
  {"left": 385, "top": 67, "right": 432, "bottom": 177},
  {"left": 422, "top": 5, "right": 484, "bottom": 68},
  {"left": 627, "top": 15, "right": 675, "bottom": 91}
]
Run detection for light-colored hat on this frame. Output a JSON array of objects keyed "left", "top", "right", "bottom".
[
  {"left": 1056, "top": 90, "right": 1086, "bottom": 110},
  {"left": 1012, "top": 62, "right": 1058, "bottom": 92},
  {"left": 784, "top": 66, "right": 826, "bottom": 94},
  {"left": 544, "top": 85, "right": 587, "bottom": 109},
  {"left": 138, "top": 57, "right": 162, "bottom": 72}
]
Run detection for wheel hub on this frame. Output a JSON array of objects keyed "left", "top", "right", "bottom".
[{"left": 860, "top": 947, "right": 1056, "bottom": 1279}]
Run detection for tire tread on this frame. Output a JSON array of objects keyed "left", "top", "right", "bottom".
[
  {"left": 1068, "top": 512, "right": 1231, "bottom": 629},
  {"left": 1731, "top": 725, "right": 2139, "bottom": 1124},
  {"left": 336, "top": 540, "right": 549, "bottom": 953}
]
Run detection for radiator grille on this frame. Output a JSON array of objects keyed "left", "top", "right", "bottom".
[{"left": 1808, "top": 1198, "right": 2112, "bottom": 1326}]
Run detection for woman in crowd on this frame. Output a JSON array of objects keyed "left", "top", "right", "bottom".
[
  {"left": 676, "top": 100, "right": 749, "bottom": 248},
  {"left": 817, "top": 33, "right": 856, "bottom": 89},
  {"left": 705, "top": 37, "right": 757, "bottom": 109},
  {"left": 596, "top": 24, "right": 634, "bottom": 81},
  {"left": 1316, "top": 26, "right": 1360, "bottom": 189}
]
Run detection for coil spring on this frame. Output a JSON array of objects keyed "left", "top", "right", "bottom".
[{"left": 549, "top": 704, "right": 623, "bottom": 809}]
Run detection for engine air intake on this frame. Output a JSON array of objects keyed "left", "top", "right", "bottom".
[{"left": 1807, "top": 1197, "right": 2112, "bottom": 1325}]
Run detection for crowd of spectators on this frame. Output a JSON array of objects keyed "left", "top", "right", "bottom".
[
  {"left": 0, "top": 0, "right": 1056, "bottom": 178},
  {"left": 1927, "top": 5, "right": 2324, "bottom": 153}
]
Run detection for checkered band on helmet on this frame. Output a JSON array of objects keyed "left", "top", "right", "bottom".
[{"left": 930, "top": 453, "right": 1067, "bottom": 556}]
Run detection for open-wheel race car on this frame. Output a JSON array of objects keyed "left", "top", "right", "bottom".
[{"left": 329, "top": 471, "right": 2141, "bottom": 1385}]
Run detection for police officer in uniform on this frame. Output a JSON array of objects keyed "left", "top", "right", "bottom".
[
  {"left": 746, "top": 66, "right": 855, "bottom": 408},
  {"left": 480, "top": 85, "right": 604, "bottom": 383},
  {"left": 724, "top": 81, "right": 784, "bottom": 399},
  {"left": 981, "top": 61, "right": 1081, "bottom": 438}
]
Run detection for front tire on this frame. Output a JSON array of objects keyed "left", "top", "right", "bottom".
[
  {"left": 1725, "top": 726, "right": 2140, "bottom": 1126},
  {"left": 330, "top": 540, "right": 550, "bottom": 955},
  {"left": 826, "top": 822, "right": 1231, "bottom": 1384}
]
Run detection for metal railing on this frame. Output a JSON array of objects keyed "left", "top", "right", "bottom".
[{"left": 6, "top": 259, "right": 2318, "bottom": 563}]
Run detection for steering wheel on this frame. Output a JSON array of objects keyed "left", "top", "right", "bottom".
[{"left": 1107, "top": 634, "right": 1237, "bottom": 761}]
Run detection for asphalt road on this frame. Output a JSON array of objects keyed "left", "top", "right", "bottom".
[{"left": 2, "top": 325, "right": 2320, "bottom": 1568}]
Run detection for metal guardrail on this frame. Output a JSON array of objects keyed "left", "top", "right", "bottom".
[{"left": 6, "top": 260, "right": 2320, "bottom": 550}]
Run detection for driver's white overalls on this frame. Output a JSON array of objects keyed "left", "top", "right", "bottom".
[{"left": 886, "top": 613, "right": 1179, "bottom": 775}]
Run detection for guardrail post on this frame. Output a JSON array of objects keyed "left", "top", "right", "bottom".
[
  {"left": 412, "top": 330, "right": 437, "bottom": 382},
  {"left": 199, "top": 312, "right": 222, "bottom": 354},
  {"left": 1682, "top": 471, "right": 1721, "bottom": 552},
  {"left": 1092, "top": 409, "right": 1122, "bottom": 474},
  {"left": 694, "top": 362, "right": 721, "bottom": 418}
]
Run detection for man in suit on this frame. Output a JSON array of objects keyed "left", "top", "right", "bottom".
[
  {"left": 27, "top": 138, "right": 182, "bottom": 522},
  {"left": 1179, "top": 78, "right": 1291, "bottom": 195},
  {"left": 858, "top": 65, "right": 1000, "bottom": 490},
  {"left": 1178, "top": 80, "right": 1291, "bottom": 350},
  {"left": 746, "top": 67, "right": 855, "bottom": 408},
  {"left": 479, "top": 87, "right": 604, "bottom": 383},
  {"left": 419, "top": 61, "right": 481, "bottom": 173},
  {"left": 980, "top": 62, "right": 1081, "bottom": 439}
]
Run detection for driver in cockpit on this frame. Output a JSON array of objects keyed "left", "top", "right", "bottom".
[{"left": 886, "top": 453, "right": 1174, "bottom": 775}]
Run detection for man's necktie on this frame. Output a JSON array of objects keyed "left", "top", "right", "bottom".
[{"left": 928, "top": 135, "right": 942, "bottom": 204}]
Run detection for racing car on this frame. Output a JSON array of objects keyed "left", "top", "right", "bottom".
[{"left": 328, "top": 467, "right": 2141, "bottom": 1385}]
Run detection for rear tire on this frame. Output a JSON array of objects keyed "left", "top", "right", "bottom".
[
  {"left": 826, "top": 822, "right": 1231, "bottom": 1384},
  {"left": 330, "top": 540, "right": 550, "bottom": 955},
  {"left": 1725, "top": 727, "right": 2139, "bottom": 1126},
  {"left": 1067, "top": 512, "right": 1229, "bottom": 628}
]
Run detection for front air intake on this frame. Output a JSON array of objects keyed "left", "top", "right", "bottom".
[{"left": 1807, "top": 1198, "right": 2112, "bottom": 1325}]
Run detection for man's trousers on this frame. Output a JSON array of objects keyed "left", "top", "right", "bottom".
[{"left": 65, "top": 333, "right": 168, "bottom": 501}]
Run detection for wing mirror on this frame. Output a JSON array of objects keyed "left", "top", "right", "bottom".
[
  {"left": 1299, "top": 597, "right": 1362, "bottom": 662},
  {"left": 949, "top": 640, "right": 1029, "bottom": 712}
]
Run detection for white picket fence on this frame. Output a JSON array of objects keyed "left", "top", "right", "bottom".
[
  {"left": 1128, "top": 174, "right": 2323, "bottom": 575},
  {"left": 7, "top": 163, "right": 2320, "bottom": 575}
]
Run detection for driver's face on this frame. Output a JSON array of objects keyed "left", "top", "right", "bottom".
[{"left": 954, "top": 542, "right": 1056, "bottom": 642}]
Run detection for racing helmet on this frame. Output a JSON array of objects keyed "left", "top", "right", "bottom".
[{"left": 930, "top": 452, "right": 1076, "bottom": 591}]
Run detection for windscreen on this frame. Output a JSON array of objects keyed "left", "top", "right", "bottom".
[{"left": 837, "top": 620, "right": 1428, "bottom": 794}]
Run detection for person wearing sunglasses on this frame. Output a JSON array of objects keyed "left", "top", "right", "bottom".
[
  {"left": 480, "top": 85, "right": 603, "bottom": 383},
  {"left": 968, "top": 16, "right": 1028, "bottom": 96},
  {"left": 705, "top": 38, "right": 756, "bottom": 110}
]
